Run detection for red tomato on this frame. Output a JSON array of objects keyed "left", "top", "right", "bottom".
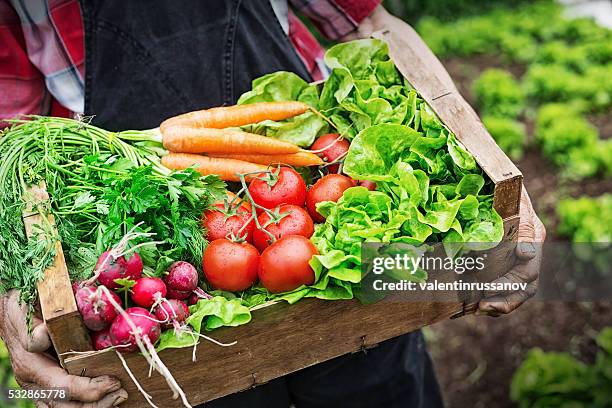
[
  {"left": 306, "top": 174, "right": 354, "bottom": 223},
  {"left": 252, "top": 205, "right": 314, "bottom": 252},
  {"left": 359, "top": 180, "right": 377, "bottom": 191},
  {"left": 258, "top": 235, "right": 317, "bottom": 293},
  {"left": 203, "top": 239, "right": 259, "bottom": 292},
  {"left": 248, "top": 167, "right": 306, "bottom": 209},
  {"left": 310, "top": 134, "right": 350, "bottom": 173},
  {"left": 203, "top": 203, "right": 254, "bottom": 242}
]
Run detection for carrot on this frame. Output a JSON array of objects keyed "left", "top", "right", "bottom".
[
  {"left": 160, "top": 101, "right": 310, "bottom": 131},
  {"left": 212, "top": 152, "right": 323, "bottom": 167},
  {"left": 161, "top": 153, "right": 268, "bottom": 182},
  {"left": 161, "top": 126, "right": 300, "bottom": 155}
]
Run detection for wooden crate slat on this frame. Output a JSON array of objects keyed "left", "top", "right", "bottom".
[{"left": 23, "top": 184, "right": 93, "bottom": 361}]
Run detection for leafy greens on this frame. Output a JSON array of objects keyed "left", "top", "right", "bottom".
[{"left": 238, "top": 39, "right": 504, "bottom": 304}]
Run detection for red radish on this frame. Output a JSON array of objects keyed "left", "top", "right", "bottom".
[
  {"left": 91, "top": 328, "right": 113, "bottom": 350},
  {"left": 131, "top": 277, "right": 167, "bottom": 308},
  {"left": 167, "top": 288, "right": 192, "bottom": 300},
  {"left": 252, "top": 204, "right": 314, "bottom": 252},
  {"left": 75, "top": 286, "right": 121, "bottom": 331},
  {"left": 125, "top": 252, "right": 144, "bottom": 277},
  {"left": 154, "top": 299, "right": 190, "bottom": 330},
  {"left": 310, "top": 133, "right": 350, "bottom": 173},
  {"left": 187, "top": 287, "right": 212, "bottom": 305},
  {"left": 306, "top": 174, "right": 354, "bottom": 223},
  {"left": 164, "top": 261, "right": 199, "bottom": 292},
  {"left": 95, "top": 251, "right": 134, "bottom": 290},
  {"left": 258, "top": 235, "right": 317, "bottom": 293},
  {"left": 109, "top": 307, "right": 161, "bottom": 353},
  {"left": 71, "top": 280, "right": 85, "bottom": 294},
  {"left": 359, "top": 180, "right": 376, "bottom": 190},
  {"left": 187, "top": 292, "right": 200, "bottom": 305}
]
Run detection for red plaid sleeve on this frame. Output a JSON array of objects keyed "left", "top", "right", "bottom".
[
  {"left": 289, "top": 0, "right": 381, "bottom": 40},
  {"left": 0, "top": 0, "right": 48, "bottom": 126}
]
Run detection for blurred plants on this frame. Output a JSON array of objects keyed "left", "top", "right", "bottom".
[
  {"left": 481, "top": 116, "right": 526, "bottom": 161},
  {"left": 384, "top": 0, "right": 533, "bottom": 25},
  {"left": 417, "top": 0, "right": 611, "bottom": 179},
  {"left": 557, "top": 194, "right": 611, "bottom": 244},
  {"left": 511, "top": 328, "right": 612, "bottom": 407},
  {"left": 535, "top": 104, "right": 610, "bottom": 179},
  {"left": 473, "top": 69, "right": 525, "bottom": 119}
]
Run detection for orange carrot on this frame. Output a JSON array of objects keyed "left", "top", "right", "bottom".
[
  {"left": 160, "top": 101, "right": 310, "bottom": 131},
  {"left": 212, "top": 152, "right": 323, "bottom": 167},
  {"left": 161, "top": 153, "right": 268, "bottom": 182},
  {"left": 161, "top": 126, "right": 301, "bottom": 155}
]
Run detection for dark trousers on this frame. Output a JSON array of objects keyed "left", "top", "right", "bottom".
[{"left": 203, "top": 331, "right": 444, "bottom": 408}]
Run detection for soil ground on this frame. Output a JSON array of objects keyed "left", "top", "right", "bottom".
[{"left": 427, "top": 58, "right": 612, "bottom": 408}]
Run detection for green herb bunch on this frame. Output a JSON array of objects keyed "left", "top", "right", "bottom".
[{"left": 0, "top": 117, "right": 224, "bottom": 307}]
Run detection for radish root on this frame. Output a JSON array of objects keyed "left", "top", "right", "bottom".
[
  {"left": 116, "top": 350, "right": 159, "bottom": 408},
  {"left": 99, "top": 286, "right": 192, "bottom": 408}
]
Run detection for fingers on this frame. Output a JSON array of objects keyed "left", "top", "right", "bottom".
[
  {"left": 478, "top": 281, "right": 538, "bottom": 316},
  {"left": 516, "top": 186, "right": 537, "bottom": 260},
  {"left": 42, "top": 389, "right": 128, "bottom": 408},
  {"left": 483, "top": 260, "right": 540, "bottom": 299},
  {"left": 5, "top": 290, "right": 52, "bottom": 352},
  {"left": 28, "top": 320, "right": 52, "bottom": 353},
  {"left": 28, "top": 388, "right": 128, "bottom": 408},
  {"left": 13, "top": 344, "right": 122, "bottom": 403},
  {"left": 62, "top": 376, "right": 123, "bottom": 403}
]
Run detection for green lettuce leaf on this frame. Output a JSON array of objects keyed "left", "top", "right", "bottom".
[{"left": 188, "top": 296, "right": 251, "bottom": 332}]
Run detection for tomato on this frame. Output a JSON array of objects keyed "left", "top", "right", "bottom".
[
  {"left": 359, "top": 180, "right": 377, "bottom": 191},
  {"left": 311, "top": 134, "right": 350, "bottom": 174},
  {"left": 203, "top": 203, "right": 254, "bottom": 242},
  {"left": 248, "top": 167, "right": 306, "bottom": 209},
  {"left": 306, "top": 174, "right": 354, "bottom": 223},
  {"left": 258, "top": 235, "right": 317, "bottom": 293},
  {"left": 253, "top": 205, "right": 314, "bottom": 251},
  {"left": 203, "top": 239, "right": 259, "bottom": 292}
]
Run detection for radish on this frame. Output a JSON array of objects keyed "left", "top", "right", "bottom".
[
  {"left": 87, "top": 226, "right": 158, "bottom": 289},
  {"left": 165, "top": 262, "right": 199, "bottom": 292},
  {"left": 125, "top": 252, "right": 144, "bottom": 277},
  {"left": 109, "top": 307, "right": 161, "bottom": 353},
  {"left": 167, "top": 288, "right": 192, "bottom": 300},
  {"left": 71, "top": 280, "right": 85, "bottom": 294},
  {"left": 131, "top": 277, "right": 167, "bottom": 308},
  {"left": 91, "top": 328, "right": 113, "bottom": 350},
  {"left": 95, "top": 251, "right": 133, "bottom": 290},
  {"left": 75, "top": 286, "right": 121, "bottom": 331},
  {"left": 187, "top": 287, "right": 213, "bottom": 305},
  {"left": 154, "top": 299, "right": 190, "bottom": 330}
]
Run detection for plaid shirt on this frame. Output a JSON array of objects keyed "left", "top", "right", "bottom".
[{"left": 0, "top": 0, "right": 380, "bottom": 126}]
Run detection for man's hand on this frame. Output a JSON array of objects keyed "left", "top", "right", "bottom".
[
  {"left": 0, "top": 290, "right": 128, "bottom": 407},
  {"left": 340, "top": 5, "right": 389, "bottom": 41},
  {"left": 477, "top": 187, "right": 546, "bottom": 316}
]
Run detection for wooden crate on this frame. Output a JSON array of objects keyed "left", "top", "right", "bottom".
[{"left": 27, "top": 20, "right": 522, "bottom": 408}]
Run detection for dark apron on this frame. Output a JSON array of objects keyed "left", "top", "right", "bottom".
[
  {"left": 80, "top": 1, "right": 443, "bottom": 406},
  {"left": 80, "top": 0, "right": 311, "bottom": 130}
]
